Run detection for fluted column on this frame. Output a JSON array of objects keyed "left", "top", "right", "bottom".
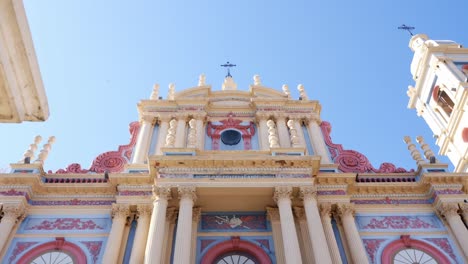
[
  {"left": 155, "top": 116, "right": 170, "bottom": 155},
  {"left": 103, "top": 204, "right": 130, "bottom": 264},
  {"left": 300, "top": 186, "right": 332, "bottom": 264},
  {"left": 293, "top": 207, "right": 314, "bottom": 263},
  {"left": 266, "top": 207, "right": 286, "bottom": 264},
  {"left": 175, "top": 114, "right": 187, "bottom": 148},
  {"left": 132, "top": 116, "right": 154, "bottom": 163},
  {"left": 439, "top": 203, "right": 468, "bottom": 258},
  {"left": 274, "top": 186, "right": 302, "bottom": 264},
  {"left": 307, "top": 118, "right": 332, "bottom": 163},
  {"left": 173, "top": 186, "right": 197, "bottom": 264},
  {"left": 0, "top": 204, "right": 26, "bottom": 252},
  {"left": 129, "top": 204, "right": 152, "bottom": 264},
  {"left": 191, "top": 208, "right": 202, "bottom": 263},
  {"left": 460, "top": 203, "right": 468, "bottom": 226},
  {"left": 320, "top": 203, "right": 343, "bottom": 264},
  {"left": 336, "top": 203, "right": 369, "bottom": 264},
  {"left": 276, "top": 116, "right": 291, "bottom": 148},
  {"left": 256, "top": 113, "right": 269, "bottom": 150},
  {"left": 144, "top": 187, "right": 172, "bottom": 264}
]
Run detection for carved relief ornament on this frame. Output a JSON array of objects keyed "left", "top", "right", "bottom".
[
  {"left": 438, "top": 203, "right": 460, "bottom": 218},
  {"left": 273, "top": 186, "right": 293, "bottom": 202},
  {"left": 1, "top": 204, "right": 27, "bottom": 222},
  {"left": 178, "top": 186, "right": 197, "bottom": 202},
  {"left": 319, "top": 202, "right": 333, "bottom": 219},
  {"left": 336, "top": 203, "right": 355, "bottom": 218},
  {"left": 299, "top": 186, "right": 317, "bottom": 200},
  {"left": 111, "top": 204, "right": 130, "bottom": 219},
  {"left": 153, "top": 186, "right": 172, "bottom": 201},
  {"left": 136, "top": 204, "right": 153, "bottom": 217}
]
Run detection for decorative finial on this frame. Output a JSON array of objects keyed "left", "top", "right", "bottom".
[
  {"left": 416, "top": 136, "right": 437, "bottom": 163},
  {"left": 297, "top": 84, "right": 308, "bottom": 100},
  {"left": 253, "top": 75, "right": 261, "bottom": 86},
  {"left": 168, "top": 83, "right": 175, "bottom": 100},
  {"left": 20, "top": 135, "right": 42, "bottom": 163},
  {"left": 282, "top": 84, "right": 290, "bottom": 98},
  {"left": 35, "top": 136, "right": 56, "bottom": 164},
  {"left": 198, "top": 74, "right": 206, "bottom": 86},
  {"left": 150, "top": 84, "right": 160, "bottom": 100},
  {"left": 220, "top": 61, "right": 236, "bottom": 78},
  {"left": 398, "top": 24, "right": 415, "bottom": 36},
  {"left": 403, "top": 136, "right": 425, "bottom": 165}
]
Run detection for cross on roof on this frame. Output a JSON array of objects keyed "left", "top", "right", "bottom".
[
  {"left": 398, "top": 24, "right": 415, "bottom": 36},
  {"left": 220, "top": 61, "right": 236, "bottom": 77}
]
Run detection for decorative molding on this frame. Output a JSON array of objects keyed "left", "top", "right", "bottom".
[
  {"left": 356, "top": 215, "right": 444, "bottom": 231},
  {"left": 21, "top": 218, "right": 109, "bottom": 232},
  {"left": 30, "top": 199, "right": 114, "bottom": 206}
]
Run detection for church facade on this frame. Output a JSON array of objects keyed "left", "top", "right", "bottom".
[{"left": 0, "top": 36, "right": 468, "bottom": 264}]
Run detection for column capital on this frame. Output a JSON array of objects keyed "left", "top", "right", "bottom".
[
  {"left": 175, "top": 113, "right": 189, "bottom": 121},
  {"left": 192, "top": 112, "right": 207, "bottom": 120},
  {"left": 255, "top": 112, "right": 270, "bottom": 121},
  {"left": 299, "top": 186, "right": 317, "bottom": 200},
  {"left": 273, "top": 186, "right": 293, "bottom": 203},
  {"left": 157, "top": 114, "right": 173, "bottom": 123},
  {"left": 293, "top": 207, "right": 306, "bottom": 221},
  {"left": 139, "top": 115, "right": 155, "bottom": 124},
  {"left": 336, "top": 203, "right": 355, "bottom": 218},
  {"left": 266, "top": 207, "right": 280, "bottom": 221},
  {"left": 153, "top": 186, "right": 172, "bottom": 201},
  {"left": 178, "top": 186, "right": 197, "bottom": 202},
  {"left": 438, "top": 203, "right": 460, "bottom": 218},
  {"left": 192, "top": 207, "right": 202, "bottom": 223},
  {"left": 111, "top": 204, "right": 130, "bottom": 219},
  {"left": 319, "top": 202, "right": 333, "bottom": 219},
  {"left": 2, "top": 204, "right": 27, "bottom": 223},
  {"left": 136, "top": 204, "right": 153, "bottom": 218},
  {"left": 274, "top": 113, "right": 288, "bottom": 120},
  {"left": 459, "top": 203, "right": 468, "bottom": 214}
]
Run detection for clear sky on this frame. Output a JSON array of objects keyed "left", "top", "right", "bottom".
[{"left": 2, "top": 0, "right": 467, "bottom": 172}]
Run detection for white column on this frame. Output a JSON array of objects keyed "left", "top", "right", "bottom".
[
  {"left": 195, "top": 114, "right": 205, "bottom": 150},
  {"left": 161, "top": 207, "right": 177, "bottom": 264},
  {"left": 173, "top": 186, "right": 197, "bottom": 264},
  {"left": 0, "top": 204, "right": 26, "bottom": 252},
  {"left": 307, "top": 118, "right": 332, "bottom": 163},
  {"left": 276, "top": 116, "right": 291, "bottom": 148},
  {"left": 293, "top": 207, "right": 314, "bottom": 264},
  {"left": 191, "top": 207, "right": 202, "bottom": 263},
  {"left": 320, "top": 203, "right": 343, "bottom": 264},
  {"left": 256, "top": 114, "right": 269, "bottom": 150},
  {"left": 274, "top": 186, "right": 302, "bottom": 264},
  {"left": 155, "top": 116, "right": 170, "bottom": 155},
  {"left": 144, "top": 187, "right": 172, "bottom": 264},
  {"left": 336, "top": 203, "right": 369, "bottom": 264},
  {"left": 175, "top": 114, "right": 187, "bottom": 148},
  {"left": 439, "top": 203, "right": 468, "bottom": 258},
  {"left": 300, "top": 186, "right": 332, "bottom": 264},
  {"left": 266, "top": 207, "right": 286, "bottom": 264},
  {"left": 132, "top": 116, "right": 154, "bottom": 163},
  {"left": 129, "top": 204, "right": 152, "bottom": 264},
  {"left": 103, "top": 204, "right": 130, "bottom": 264}
]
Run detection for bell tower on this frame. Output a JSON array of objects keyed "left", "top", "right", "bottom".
[{"left": 407, "top": 34, "right": 468, "bottom": 172}]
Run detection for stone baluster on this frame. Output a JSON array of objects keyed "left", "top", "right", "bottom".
[
  {"left": 306, "top": 118, "right": 332, "bottom": 163},
  {"left": 129, "top": 204, "right": 152, "bottom": 263},
  {"left": 287, "top": 119, "right": 301, "bottom": 148},
  {"left": 198, "top": 74, "right": 206, "bottom": 86},
  {"left": 132, "top": 116, "right": 154, "bottom": 164},
  {"left": 266, "top": 207, "right": 286, "bottom": 264},
  {"left": 403, "top": 136, "right": 425, "bottom": 165},
  {"left": 186, "top": 118, "right": 197, "bottom": 148},
  {"left": 320, "top": 203, "right": 343, "bottom": 264},
  {"left": 19, "top": 135, "right": 42, "bottom": 163},
  {"left": 293, "top": 207, "right": 314, "bottom": 263},
  {"left": 297, "top": 84, "right": 308, "bottom": 100},
  {"left": 416, "top": 136, "right": 437, "bottom": 162},
  {"left": 144, "top": 187, "right": 172, "bottom": 264},
  {"left": 300, "top": 187, "right": 332, "bottom": 264},
  {"left": 0, "top": 204, "right": 26, "bottom": 252},
  {"left": 150, "top": 84, "right": 159, "bottom": 100},
  {"left": 168, "top": 83, "right": 175, "bottom": 100},
  {"left": 336, "top": 203, "right": 369, "bottom": 264},
  {"left": 165, "top": 118, "right": 177, "bottom": 148},
  {"left": 191, "top": 208, "right": 202, "bottom": 263},
  {"left": 175, "top": 114, "right": 187, "bottom": 148},
  {"left": 276, "top": 115, "right": 291, "bottom": 148},
  {"left": 103, "top": 204, "right": 130, "bottom": 263},
  {"left": 34, "top": 136, "right": 56, "bottom": 164},
  {"left": 438, "top": 203, "right": 468, "bottom": 258},
  {"left": 273, "top": 186, "right": 303, "bottom": 264},
  {"left": 155, "top": 116, "right": 171, "bottom": 154},
  {"left": 267, "top": 119, "right": 280, "bottom": 148},
  {"left": 173, "top": 186, "right": 197, "bottom": 264},
  {"left": 282, "top": 84, "right": 291, "bottom": 98}
]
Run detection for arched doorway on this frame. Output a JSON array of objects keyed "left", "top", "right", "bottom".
[
  {"left": 17, "top": 237, "right": 87, "bottom": 264},
  {"left": 201, "top": 237, "right": 272, "bottom": 264}
]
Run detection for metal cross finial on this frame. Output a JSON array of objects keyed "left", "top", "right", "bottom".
[
  {"left": 220, "top": 61, "right": 236, "bottom": 77},
  {"left": 398, "top": 24, "right": 415, "bottom": 36}
]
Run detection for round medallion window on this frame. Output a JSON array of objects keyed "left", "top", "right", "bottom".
[
  {"left": 221, "top": 130, "right": 242, "bottom": 145},
  {"left": 29, "top": 251, "right": 74, "bottom": 264},
  {"left": 393, "top": 248, "right": 437, "bottom": 264},
  {"left": 214, "top": 251, "right": 258, "bottom": 264}
]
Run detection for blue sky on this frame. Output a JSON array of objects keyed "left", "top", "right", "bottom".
[{"left": 2, "top": 0, "right": 467, "bottom": 172}]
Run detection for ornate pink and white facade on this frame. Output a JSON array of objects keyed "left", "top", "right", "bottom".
[{"left": 1, "top": 59, "right": 468, "bottom": 263}]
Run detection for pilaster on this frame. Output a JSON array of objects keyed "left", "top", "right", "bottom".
[
  {"left": 173, "top": 186, "right": 197, "bottom": 264},
  {"left": 103, "top": 203, "right": 130, "bottom": 264},
  {"left": 336, "top": 203, "right": 369, "bottom": 264}
]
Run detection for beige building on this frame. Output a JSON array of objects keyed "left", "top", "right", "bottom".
[{"left": 1, "top": 41, "right": 468, "bottom": 263}]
